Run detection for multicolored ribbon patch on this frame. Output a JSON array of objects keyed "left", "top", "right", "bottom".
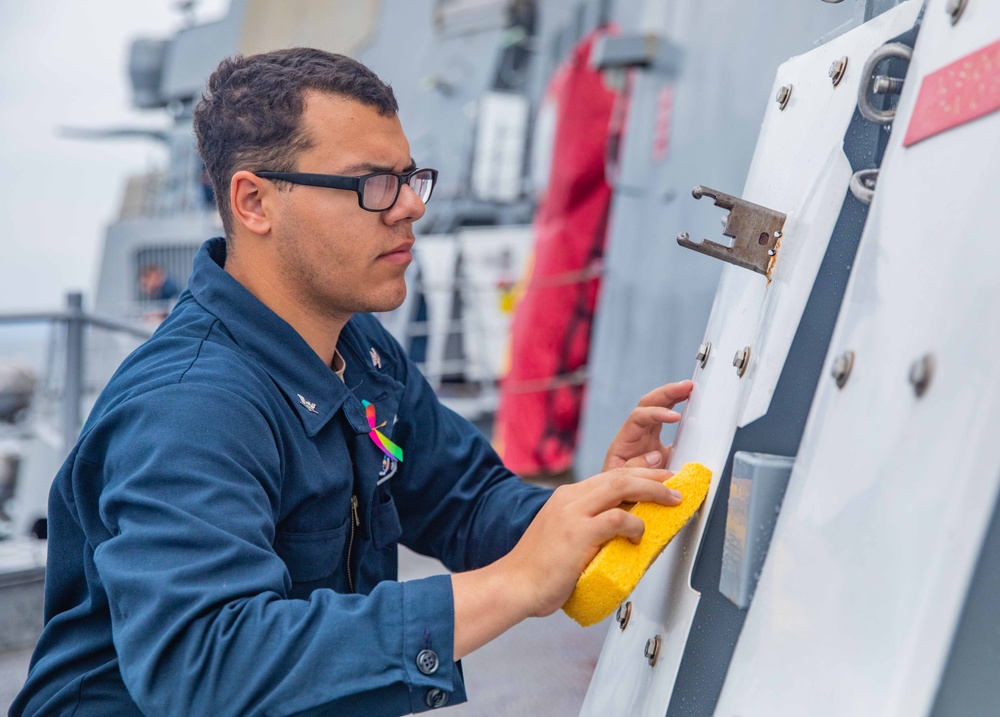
[{"left": 361, "top": 400, "right": 403, "bottom": 462}]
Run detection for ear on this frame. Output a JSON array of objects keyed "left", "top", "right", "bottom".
[{"left": 230, "top": 171, "right": 273, "bottom": 236}]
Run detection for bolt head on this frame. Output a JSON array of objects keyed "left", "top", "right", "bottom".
[
  {"left": 733, "top": 346, "right": 750, "bottom": 377},
  {"left": 946, "top": 0, "right": 967, "bottom": 23},
  {"left": 616, "top": 601, "right": 632, "bottom": 630},
  {"left": 644, "top": 635, "right": 661, "bottom": 666},
  {"left": 831, "top": 350, "right": 854, "bottom": 389},
  {"left": 696, "top": 342, "right": 711, "bottom": 367},
  {"left": 829, "top": 57, "right": 848, "bottom": 86},
  {"left": 775, "top": 84, "right": 792, "bottom": 110},
  {"left": 909, "top": 354, "right": 935, "bottom": 397}
]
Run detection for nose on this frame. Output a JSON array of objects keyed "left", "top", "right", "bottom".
[{"left": 383, "top": 182, "right": 426, "bottom": 225}]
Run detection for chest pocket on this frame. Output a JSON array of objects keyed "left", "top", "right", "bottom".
[
  {"left": 370, "top": 485, "right": 403, "bottom": 550},
  {"left": 273, "top": 521, "right": 349, "bottom": 595}
]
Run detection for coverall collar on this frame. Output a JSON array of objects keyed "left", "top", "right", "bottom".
[{"left": 187, "top": 237, "right": 374, "bottom": 437}]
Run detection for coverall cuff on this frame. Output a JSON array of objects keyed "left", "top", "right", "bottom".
[{"left": 401, "top": 574, "right": 466, "bottom": 712}]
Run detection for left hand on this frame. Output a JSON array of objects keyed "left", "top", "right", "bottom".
[{"left": 603, "top": 380, "right": 694, "bottom": 472}]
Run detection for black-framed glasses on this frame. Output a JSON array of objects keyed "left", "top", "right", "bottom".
[{"left": 255, "top": 167, "right": 438, "bottom": 212}]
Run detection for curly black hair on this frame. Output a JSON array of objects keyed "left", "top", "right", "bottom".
[{"left": 193, "top": 48, "right": 398, "bottom": 238}]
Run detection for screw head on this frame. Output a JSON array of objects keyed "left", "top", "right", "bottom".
[
  {"left": 909, "top": 354, "right": 935, "bottom": 397},
  {"left": 644, "top": 635, "right": 661, "bottom": 666},
  {"left": 616, "top": 601, "right": 632, "bottom": 631},
  {"left": 775, "top": 84, "right": 792, "bottom": 110},
  {"left": 828, "top": 56, "right": 848, "bottom": 86},
  {"left": 831, "top": 350, "right": 855, "bottom": 389},
  {"left": 733, "top": 346, "right": 751, "bottom": 377},
  {"left": 696, "top": 342, "right": 712, "bottom": 368}
]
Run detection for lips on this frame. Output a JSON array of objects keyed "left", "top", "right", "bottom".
[{"left": 378, "top": 240, "right": 414, "bottom": 265}]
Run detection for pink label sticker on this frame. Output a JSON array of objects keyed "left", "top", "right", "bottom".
[{"left": 903, "top": 37, "right": 1000, "bottom": 147}]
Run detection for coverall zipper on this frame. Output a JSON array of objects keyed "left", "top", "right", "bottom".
[{"left": 346, "top": 494, "right": 360, "bottom": 593}]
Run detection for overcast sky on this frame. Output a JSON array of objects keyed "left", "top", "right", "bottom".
[{"left": 0, "top": 0, "right": 229, "bottom": 313}]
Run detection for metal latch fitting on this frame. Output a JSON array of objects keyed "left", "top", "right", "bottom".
[{"left": 676, "top": 186, "right": 787, "bottom": 275}]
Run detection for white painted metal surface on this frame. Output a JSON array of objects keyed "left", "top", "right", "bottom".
[
  {"left": 456, "top": 226, "right": 534, "bottom": 383},
  {"left": 716, "top": 1, "right": 1000, "bottom": 714},
  {"left": 578, "top": 4, "right": 923, "bottom": 715},
  {"left": 410, "top": 236, "right": 460, "bottom": 387},
  {"left": 473, "top": 92, "right": 530, "bottom": 202},
  {"left": 380, "top": 227, "right": 533, "bottom": 402}
]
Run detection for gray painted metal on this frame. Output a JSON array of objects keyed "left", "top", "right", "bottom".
[
  {"left": 719, "top": 452, "right": 795, "bottom": 610},
  {"left": 0, "top": 568, "right": 44, "bottom": 653},
  {"left": 60, "top": 294, "right": 83, "bottom": 456},
  {"left": 928, "top": 486, "right": 1000, "bottom": 717}
]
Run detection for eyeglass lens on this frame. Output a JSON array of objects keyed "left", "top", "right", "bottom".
[{"left": 362, "top": 170, "right": 435, "bottom": 210}]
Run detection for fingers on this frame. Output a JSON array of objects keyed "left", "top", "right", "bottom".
[
  {"left": 610, "top": 407, "right": 679, "bottom": 453},
  {"left": 594, "top": 508, "right": 647, "bottom": 544},
  {"left": 577, "top": 468, "right": 681, "bottom": 516},
  {"left": 622, "top": 450, "right": 664, "bottom": 469},
  {"left": 637, "top": 380, "right": 694, "bottom": 410},
  {"left": 627, "top": 405, "right": 682, "bottom": 429}
]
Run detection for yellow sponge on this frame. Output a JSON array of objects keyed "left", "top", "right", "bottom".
[{"left": 562, "top": 462, "right": 712, "bottom": 627}]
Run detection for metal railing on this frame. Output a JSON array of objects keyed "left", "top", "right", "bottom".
[{"left": 0, "top": 292, "right": 153, "bottom": 453}]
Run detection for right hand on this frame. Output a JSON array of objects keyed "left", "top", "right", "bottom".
[{"left": 498, "top": 468, "right": 682, "bottom": 620}]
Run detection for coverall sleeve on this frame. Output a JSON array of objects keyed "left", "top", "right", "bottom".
[{"left": 81, "top": 382, "right": 460, "bottom": 717}]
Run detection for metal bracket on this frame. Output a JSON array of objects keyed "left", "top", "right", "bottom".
[
  {"left": 591, "top": 33, "right": 682, "bottom": 76},
  {"left": 676, "top": 186, "right": 787, "bottom": 275}
]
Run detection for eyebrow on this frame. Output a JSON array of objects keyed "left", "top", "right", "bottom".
[{"left": 340, "top": 158, "right": 417, "bottom": 175}]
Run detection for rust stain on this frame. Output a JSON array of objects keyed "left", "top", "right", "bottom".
[{"left": 765, "top": 234, "right": 783, "bottom": 283}]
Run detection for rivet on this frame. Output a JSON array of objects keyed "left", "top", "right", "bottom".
[
  {"left": 775, "top": 84, "right": 792, "bottom": 110},
  {"left": 644, "top": 635, "right": 661, "bottom": 666},
  {"left": 695, "top": 342, "right": 712, "bottom": 368},
  {"left": 616, "top": 601, "right": 632, "bottom": 631},
  {"left": 828, "top": 56, "right": 848, "bottom": 87},
  {"left": 946, "top": 0, "right": 968, "bottom": 24},
  {"left": 909, "top": 354, "right": 934, "bottom": 397},
  {"left": 733, "top": 346, "right": 751, "bottom": 378},
  {"left": 831, "top": 350, "right": 854, "bottom": 389}
]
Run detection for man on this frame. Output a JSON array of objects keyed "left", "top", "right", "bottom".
[
  {"left": 137, "top": 263, "right": 180, "bottom": 302},
  {"left": 13, "top": 49, "right": 692, "bottom": 716}
]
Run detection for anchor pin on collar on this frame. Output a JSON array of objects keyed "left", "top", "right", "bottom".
[{"left": 370, "top": 347, "right": 382, "bottom": 369}]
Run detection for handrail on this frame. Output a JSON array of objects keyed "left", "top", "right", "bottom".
[{"left": 0, "top": 292, "right": 154, "bottom": 453}]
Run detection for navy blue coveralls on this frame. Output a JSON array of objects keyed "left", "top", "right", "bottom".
[{"left": 12, "top": 238, "right": 550, "bottom": 716}]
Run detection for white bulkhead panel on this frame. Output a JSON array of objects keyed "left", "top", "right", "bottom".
[
  {"left": 456, "top": 226, "right": 534, "bottom": 382},
  {"left": 716, "top": 1, "right": 1000, "bottom": 715},
  {"left": 579, "top": 4, "right": 923, "bottom": 716}
]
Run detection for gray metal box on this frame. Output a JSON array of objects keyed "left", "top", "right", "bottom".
[{"left": 719, "top": 451, "right": 795, "bottom": 609}]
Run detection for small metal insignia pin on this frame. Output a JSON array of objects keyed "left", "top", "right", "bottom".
[
  {"left": 370, "top": 347, "right": 382, "bottom": 369},
  {"left": 297, "top": 393, "right": 318, "bottom": 414}
]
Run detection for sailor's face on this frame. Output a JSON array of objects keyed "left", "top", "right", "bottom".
[{"left": 272, "top": 91, "right": 424, "bottom": 319}]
